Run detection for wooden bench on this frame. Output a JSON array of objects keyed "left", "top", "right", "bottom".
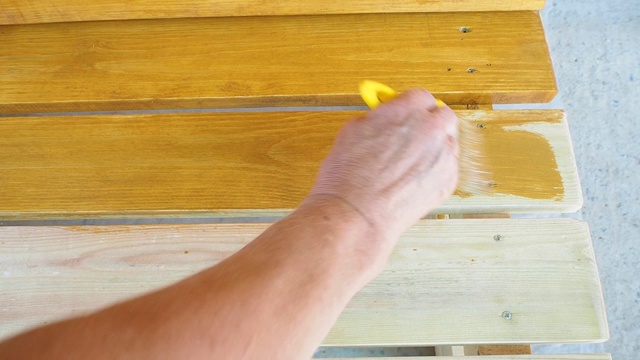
[{"left": 0, "top": 1, "right": 610, "bottom": 358}]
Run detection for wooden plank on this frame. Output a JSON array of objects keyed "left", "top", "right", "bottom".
[
  {"left": 451, "top": 214, "right": 511, "bottom": 219},
  {"left": 442, "top": 110, "right": 582, "bottom": 214},
  {"left": 436, "top": 344, "right": 532, "bottom": 355},
  {"left": 0, "top": 110, "right": 582, "bottom": 220},
  {"left": 0, "top": 11, "right": 556, "bottom": 113},
  {"left": 475, "top": 344, "right": 532, "bottom": 354},
  {"left": 0, "top": 0, "right": 547, "bottom": 25},
  {"left": 448, "top": 105, "right": 494, "bottom": 110},
  {"left": 0, "top": 219, "right": 608, "bottom": 344}
]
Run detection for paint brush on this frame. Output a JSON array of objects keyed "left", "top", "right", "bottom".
[{"left": 358, "top": 80, "right": 492, "bottom": 195}]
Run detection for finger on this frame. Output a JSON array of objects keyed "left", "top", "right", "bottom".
[
  {"left": 421, "top": 140, "right": 459, "bottom": 194},
  {"left": 447, "top": 134, "right": 460, "bottom": 159},
  {"left": 425, "top": 105, "right": 459, "bottom": 138},
  {"left": 368, "top": 88, "right": 438, "bottom": 124},
  {"left": 391, "top": 88, "right": 439, "bottom": 111}
]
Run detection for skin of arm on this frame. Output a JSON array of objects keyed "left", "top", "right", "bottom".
[{"left": 0, "top": 89, "right": 459, "bottom": 360}]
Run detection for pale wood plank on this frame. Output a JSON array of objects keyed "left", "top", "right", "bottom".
[
  {"left": 0, "top": 219, "right": 608, "bottom": 344},
  {"left": 0, "top": 12, "right": 556, "bottom": 113},
  {"left": 0, "top": 110, "right": 581, "bottom": 220},
  {"left": 451, "top": 214, "right": 511, "bottom": 219},
  {"left": 0, "top": 0, "right": 547, "bottom": 25}
]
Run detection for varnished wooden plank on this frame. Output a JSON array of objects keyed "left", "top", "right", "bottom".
[
  {"left": 475, "top": 344, "right": 532, "bottom": 354},
  {"left": 0, "top": 219, "right": 608, "bottom": 344},
  {"left": 0, "top": 0, "right": 547, "bottom": 25},
  {"left": 0, "top": 110, "right": 582, "bottom": 220},
  {"left": 0, "top": 12, "right": 556, "bottom": 113},
  {"left": 448, "top": 104, "right": 494, "bottom": 110}
]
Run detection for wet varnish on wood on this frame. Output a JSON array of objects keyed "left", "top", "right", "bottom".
[{"left": 0, "top": 110, "right": 580, "bottom": 220}]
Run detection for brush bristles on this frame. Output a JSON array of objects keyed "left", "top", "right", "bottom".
[{"left": 457, "top": 118, "right": 492, "bottom": 195}]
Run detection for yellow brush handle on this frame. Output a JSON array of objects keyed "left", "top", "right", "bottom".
[{"left": 358, "top": 80, "right": 445, "bottom": 109}]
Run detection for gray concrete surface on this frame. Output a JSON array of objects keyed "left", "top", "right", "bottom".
[{"left": 537, "top": 1, "right": 640, "bottom": 358}]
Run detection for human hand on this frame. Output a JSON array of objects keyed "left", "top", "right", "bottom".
[{"left": 307, "top": 89, "right": 459, "bottom": 242}]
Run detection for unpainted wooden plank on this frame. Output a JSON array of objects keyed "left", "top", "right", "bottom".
[
  {"left": 0, "top": 219, "right": 608, "bottom": 345},
  {"left": 0, "top": 110, "right": 581, "bottom": 220},
  {"left": 0, "top": 0, "right": 547, "bottom": 25},
  {"left": 450, "top": 214, "right": 511, "bottom": 219},
  {"left": 0, "top": 12, "right": 556, "bottom": 113}
]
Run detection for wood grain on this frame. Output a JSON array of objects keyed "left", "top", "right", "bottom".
[
  {"left": 0, "top": 0, "right": 547, "bottom": 25},
  {"left": 0, "top": 110, "right": 582, "bottom": 220},
  {"left": 0, "top": 11, "right": 556, "bottom": 113},
  {"left": 475, "top": 344, "right": 532, "bottom": 354},
  {"left": 0, "top": 219, "right": 608, "bottom": 344}
]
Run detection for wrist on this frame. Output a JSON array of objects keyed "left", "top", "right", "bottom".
[{"left": 295, "top": 194, "right": 394, "bottom": 280}]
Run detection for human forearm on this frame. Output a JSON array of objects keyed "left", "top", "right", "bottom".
[
  {"left": 0, "top": 89, "right": 458, "bottom": 359},
  {"left": 0, "top": 195, "right": 388, "bottom": 360},
  {"left": 201, "top": 194, "right": 391, "bottom": 358}
]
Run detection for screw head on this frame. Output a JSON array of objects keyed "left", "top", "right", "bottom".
[
  {"left": 494, "top": 234, "right": 502, "bottom": 241},
  {"left": 501, "top": 311, "right": 512, "bottom": 320}
]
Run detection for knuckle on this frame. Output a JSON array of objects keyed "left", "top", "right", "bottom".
[{"left": 399, "top": 88, "right": 437, "bottom": 107}]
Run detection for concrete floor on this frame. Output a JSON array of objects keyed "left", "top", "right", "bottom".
[{"left": 535, "top": 1, "right": 640, "bottom": 358}]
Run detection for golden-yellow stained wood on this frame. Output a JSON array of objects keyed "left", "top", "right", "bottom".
[
  {"left": 0, "top": 110, "right": 581, "bottom": 220},
  {"left": 0, "top": 12, "right": 556, "bottom": 113},
  {"left": 0, "top": 219, "right": 608, "bottom": 344},
  {"left": 0, "top": 0, "right": 547, "bottom": 25},
  {"left": 475, "top": 345, "right": 532, "bottom": 354}
]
